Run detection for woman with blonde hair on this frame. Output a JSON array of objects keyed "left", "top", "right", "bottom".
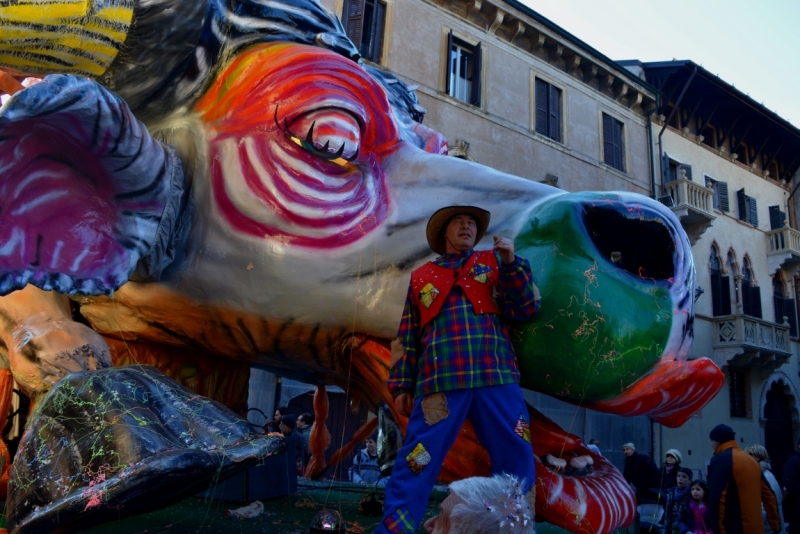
[{"left": 745, "top": 444, "right": 786, "bottom": 533}]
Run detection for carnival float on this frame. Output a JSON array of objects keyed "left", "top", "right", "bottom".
[{"left": 0, "top": 1, "right": 723, "bottom": 532}]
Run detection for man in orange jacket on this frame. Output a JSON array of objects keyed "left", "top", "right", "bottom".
[{"left": 706, "top": 424, "right": 781, "bottom": 534}]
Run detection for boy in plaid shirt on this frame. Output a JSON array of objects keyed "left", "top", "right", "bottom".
[{"left": 379, "top": 206, "right": 540, "bottom": 534}]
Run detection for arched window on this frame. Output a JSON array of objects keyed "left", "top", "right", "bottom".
[
  {"left": 710, "top": 246, "right": 731, "bottom": 316},
  {"left": 741, "top": 257, "right": 762, "bottom": 318},
  {"left": 773, "top": 272, "right": 797, "bottom": 337}
]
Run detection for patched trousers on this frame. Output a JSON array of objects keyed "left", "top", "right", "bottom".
[{"left": 377, "top": 383, "right": 536, "bottom": 534}]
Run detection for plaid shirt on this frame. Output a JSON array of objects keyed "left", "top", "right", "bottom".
[{"left": 388, "top": 249, "right": 540, "bottom": 398}]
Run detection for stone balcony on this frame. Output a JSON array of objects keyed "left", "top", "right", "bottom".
[
  {"left": 712, "top": 314, "right": 791, "bottom": 371},
  {"left": 660, "top": 177, "right": 715, "bottom": 245},
  {"left": 767, "top": 225, "right": 800, "bottom": 274}
]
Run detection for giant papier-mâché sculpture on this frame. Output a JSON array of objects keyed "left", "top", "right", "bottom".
[{"left": 0, "top": 1, "right": 724, "bottom": 532}]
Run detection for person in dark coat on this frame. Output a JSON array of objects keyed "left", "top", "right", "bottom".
[
  {"left": 784, "top": 438, "right": 800, "bottom": 534},
  {"left": 706, "top": 424, "right": 780, "bottom": 534},
  {"left": 622, "top": 442, "right": 659, "bottom": 503},
  {"left": 279, "top": 414, "right": 306, "bottom": 475},
  {"left": 659, "top": 448, "right": 683, "bottom": 493}
]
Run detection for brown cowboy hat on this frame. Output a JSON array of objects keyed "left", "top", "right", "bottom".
[{"left": 426, "top": 205, "right": 491, "bottom": 255}]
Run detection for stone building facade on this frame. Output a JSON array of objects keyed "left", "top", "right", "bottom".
[
  {"left": 324, "top": 0, "right": 658, "bottom": 194},
  {"left": 623, "top": 60, "right": 800, "bottom": 484}
]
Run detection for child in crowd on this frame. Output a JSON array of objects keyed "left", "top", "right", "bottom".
[
  {"left": 349, "top": 433, "right": 388, "bottom": 488},
  {"left": 676, "top": 480, "right": 713, "bottom": 534},
  {"left": 663, "top": 467, "right": 692, "bottom": 533}
]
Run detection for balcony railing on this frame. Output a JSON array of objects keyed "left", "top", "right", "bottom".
[
  {"left": 713, "top": 314, "right": 791, "bottom": 370},
  {"left": 766, "top": 225, "right": 800, "bottom": 273},
  {"left": 662, "top": 178, "right": 714, "bottom": 215}
]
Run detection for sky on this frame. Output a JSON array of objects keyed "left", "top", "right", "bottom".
[{"left": 519, "top": 0, "right": 800, "bottom": 127}]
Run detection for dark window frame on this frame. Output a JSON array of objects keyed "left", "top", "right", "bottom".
[
  {"left": 705, "top": 176, "right": 730, "bottom": 212},
  {"left": 710, "top": 246, "right": 731, "bottom": 317},
  {"left": 736, "top": 188, "right": 759, "bottom": 227},
  {"left": 445, "top": 31, "right": 482, "bottom": 107},
  {"left": 534, "top": 77, "right": 562, "bottom": 142},
  {"left": 342, "top": 0, "right": 386, "bottom": 63},
  {"left": 602, "top": 113, "right": 625, "bottom": 172}
]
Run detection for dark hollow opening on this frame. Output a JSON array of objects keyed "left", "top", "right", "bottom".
[{"left": 583, "top": 205, "right": 676, "bottom": 281}]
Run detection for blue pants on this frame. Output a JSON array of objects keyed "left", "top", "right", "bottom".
[{"left": 377, "top": 383, "right": 536, "bottom": 534}]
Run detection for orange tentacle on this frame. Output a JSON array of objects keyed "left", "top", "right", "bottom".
[
  {"left": 306, "top": 386, "right": 331, "bottom": 478},
  {"left": 328, "top": 417, "right": 378, "bottom": 467},
  {"left": 0, "top": 369, "right": 14, "bottom": 501}
]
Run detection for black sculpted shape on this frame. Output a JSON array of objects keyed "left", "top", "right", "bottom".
[{"left": 8, "top": 365, "right": 285, "bottom": 534}]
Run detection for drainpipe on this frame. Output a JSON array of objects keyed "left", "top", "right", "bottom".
[
  {"left": 647, "top": 99, "right": 659, "bottom": 199},
  {"left": 657, "top": 65, "right": 698, "bottom": 197}
]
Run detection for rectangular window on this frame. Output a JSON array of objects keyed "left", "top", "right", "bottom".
[
  {"left": 769, "top": 205, "right": 786, "bottom": 230},
  {"left": 342, "top": 0, "right": 386, "bottom": 63},
  {"left": 705, "top": 177, "right": 730, "bottom": 212},
  {"left": 728, "top": 368, "right": 750, "bottom": 418},
  {"left": 534, "top": 78, "right": 561, "bottom": 142},
  {"left": 602, "top": 113, "right": 625, "bottom": 172},
  {"left": 701, "top": 124, "right": 717, "bottom": 149},
  {"left": 446, "top": 32, "right": 482, "bottom": 106},
  {"left": 734, "top": 142, "right": 749, "bottom": 166},
  {"left": 742, "top": 283, "right": 762, "bottom": 318},
  {"left": 710, "top": 271, "right": 732, "bottom": 316},
  {"left": 663, "top": 156, "right": 692, "bottom": 183},
  {"left": 736, "top": 188, "right": 759, "bottom": 226}
]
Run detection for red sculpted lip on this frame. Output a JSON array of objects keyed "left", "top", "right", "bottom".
[{"left": 195, "top": 43, "right": 400, "bottom": 249}]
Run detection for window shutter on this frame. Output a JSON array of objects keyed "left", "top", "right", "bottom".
[
  {"left": 721, "top": 275, "right": 732, "bottom": 315},
  {"left": 786, "top": 298, "right": 798, "bottom": 337},
  {"left": 737, "top": 188, "right": 748, "bottom": 221},
  {"left": 344, "top": 0, "right": 366, "bottom": 49},
  {"left": 549, "top": 84, "right": 561, "bottom": 141},
  {"left": 445, "top": 30, "right": 454, "bottom": 97},
  {"left": 368, "top": 0, "right": 386, "bottom": 63},
  {"left": 775, "top": 295, "right": 785, "bottom": 323},
  {"left": 679, "top": 163, "right": 693, "bottom": 181},
  {"left": 751, "top": 286, "right": 762, "bottom": 318},
  {"left": 603, "top": 114, "right": 614, "bottom": 167},
  {"left": 748, "top": 196, "right": 758, "bottom": 227},
  {"left": 535, "top": 79, "right": 548, "bottom": 136},
  {"left": 769, "top": 206, "right": 785, "bottom": 230},
  {"left": 470, "top": 42, "right": 482, "bottom": 107},
  {"left": 717, "top": 181, "right": 730, "bottom": 212},
  {"left": 710, "top": 272, "right": 722, "bottom": 316},
  {"left": 612, "top": 119, "right": 623, "bottom": 171},
  {"left": 742, "top": 281, "right": 752, "bottom": 315}
]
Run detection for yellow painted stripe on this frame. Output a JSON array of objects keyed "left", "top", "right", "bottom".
[
  {"left": 0, "top": 49, "right": 107, "bottom": 76},
  {"left": 94, "top": 6, "right": 133, "bottom": 25},
  {"left": 0, "top": 3, "right": 90, "bottom": 21}
]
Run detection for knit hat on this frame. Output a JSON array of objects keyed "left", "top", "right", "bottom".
[
  {"left": 709, "top": 424, "right": 735, "bottom": 443},
  {"left": 622, "top": 442, "right": 635, "bottom": 451},
  {"left": 678, "top": 467, "right": 693, "bottom": 479},
  {"left": 665, "top": 449, "right": 683, "bottom": 463},
  {"left": 281, "top": 413, "right": 297, "bottom": 431}
]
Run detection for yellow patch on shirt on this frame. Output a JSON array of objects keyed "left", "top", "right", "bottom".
[{"left": 419, "top": 283, "right": 439, "bottom": 309}]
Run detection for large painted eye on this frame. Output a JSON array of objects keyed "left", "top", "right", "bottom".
[{"left": 278, "top": 108, "right": 361, "bottom": 167}]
